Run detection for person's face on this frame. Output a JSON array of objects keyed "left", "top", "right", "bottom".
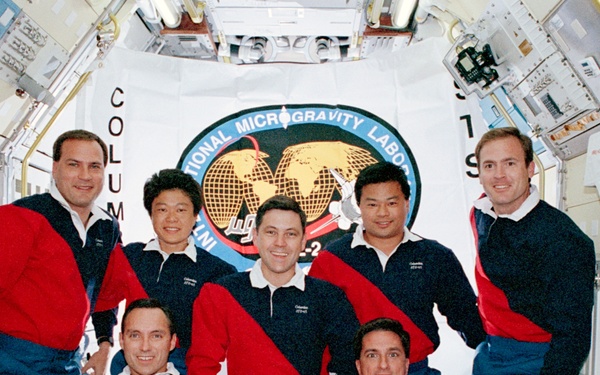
[
  {"left": 477, "top": 136, "right": 534, "bottom": 215},
  {"left": 358, "top": 181, "right": 409, "bottom": 253},
  {"left": 151, "top": 189, "right": 197, "bottom": 254},
  {"left": 52, "top": 139, "right": 105, "bottom": 220},
  {"left": 119, "top": 308, "right": 177, "bottom": 375},
  {"left": 356, "top": 330, "right": 409, "bottom": 375},
  {"left": 253, "top": 209, "right": 306, "bottom": 287}
]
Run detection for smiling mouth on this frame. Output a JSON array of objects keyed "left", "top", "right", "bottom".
[
  {"left": 137, "top": 356, "right": 154, "bottom": 361},
  {"left": 271, "top": 250, "right": 289, "bottom": 258}
]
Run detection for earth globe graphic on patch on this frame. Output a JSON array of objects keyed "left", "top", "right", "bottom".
[
  {"left": 202, "top": 141, "right": 377, "bottom": 225},
  {"left": 203, "top": 149, "right": 276, "bottom": 229}
]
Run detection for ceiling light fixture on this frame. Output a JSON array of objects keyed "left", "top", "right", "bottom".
[
  {"left": 152, "top": 0, "right": 181, "bottom": 28},
  {"left": 392, "top": 0, "right": 418, "bottom": 29}
]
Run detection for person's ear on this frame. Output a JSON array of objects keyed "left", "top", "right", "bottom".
[
  {"left": 527, "top": 161, "right": 535, "bottom": 179},
  {"left": 252, "top": 227, "right": 258, "bottom": 245},
  {"left": 170, "top": 333, "right": 177, "bottom": 351}
]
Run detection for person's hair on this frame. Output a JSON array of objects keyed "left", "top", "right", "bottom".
[
  {"left": 255, "top": 195, "right": 307, "bottom": 232},
  {"left": 143, "top": 169, "right": 202, "bottom": 216},
  {"left": 353, "top": 317, "right": 410, "bottom": 360},
  {"left": 475, "top": 127, "right": 534, "bottom": 167},
  {"left": 354, "top": 161, "right": 410, "bottom": 204},
  {"left": 121, "top": 298, "right": 176, "bottom": 335},
  {"left": 53, "top": 129, "right": 108, "bottom": 166}
]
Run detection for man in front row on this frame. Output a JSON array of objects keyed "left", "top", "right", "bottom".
[
  {"left": 354, "top": 318, "right": 410, "bottom": 375},
  {"left": 119, "top": 298, "right": 179, "bottom": 375},
  {"left": 310, "top": 161, "right": 485, "bottom": 374},
  {"left": 471, "top": 127, "right": 596, "bottom": 374},
  {"left": 187, "top": 195, "right": 360, "bottom": 374}
]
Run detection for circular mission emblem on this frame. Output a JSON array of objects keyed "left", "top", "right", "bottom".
[{"left": 177, "top": 104, "right": 421, "bottom": 270}]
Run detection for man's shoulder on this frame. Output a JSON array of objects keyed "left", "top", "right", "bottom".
[
  {"left": 211, "top": 270, "right": 247, "bottom": 287},
  {"left": 530, "top": 201, "right": 593, "bottom": 245},
  {"left": 533, "top": 200, "right": 571, "bottom": 220},
  {"left": 323, "top": 232, "right": 354, "bottom": 253},
  {"left": 2, "top": 193, "right": 64, "bottom": 225},
  {"left": 0, "top": 195, "right": 55, "bottom": 234},
  {"left": 10, "top": 192, "right": 55, "bottom": 210},
  {"left": 195, "top": 247, "right": 237, "bottom": 273},
  {"left": 527, "top": 201, "right": 584, "bottom": 232},
  {"left": 408, "top": 235, "right": 451, "bottom": 253},
  {"left": 305, "top": 275, "right": 347, "bottom": 296},
  {"left": 122, "top": 241, "right": 146, "bottom": 257}
]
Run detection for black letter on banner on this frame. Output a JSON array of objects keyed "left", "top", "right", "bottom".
[
  {"left": 109, "top": 174, "right": 122, "bottom": 193},
  {"left": 107, "top": 202, "right": 124, "bottom": 220},
  {"left": 466, "top": 153, "right": 478, "bottom": 178},
  {"left": 109, "top": 145, "right": 122, "bottom": 164},
  {"left": 454, "top": 81, "right": 466, "bottom": 100},
  {"left": 111, "top": 87, "right": 124, "bottom": 107},
  {"left": 460, "top": 115, "right": 474, "bottom": 138},
  {"left": 109, "top": 117, "right": 123, "bottom": 136}
]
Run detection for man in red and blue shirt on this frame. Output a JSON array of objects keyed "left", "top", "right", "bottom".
[
  {"left": 310, "top": 161, "right": 485, "bottom": 374},
  {"left": 471, "top": 127, "right": 595, "bottom": 374},
  {"left": 187, "top": 195, "right": 359, "bottom": 375},
  {"left": 0, "top": 130, "right": 121, "bottom": 375},
  {"left": 94, "top": 168, "right": 236, "bottom": 374}
]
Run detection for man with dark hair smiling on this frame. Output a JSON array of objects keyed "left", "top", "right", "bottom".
[
  {"left": 0, "top": 129, "right": 121, "bottom": 375},
  {"left": 187, "top": 195, "right": 359, "bottom": 375},
  {"left": 119, "top": 298, "right": 179, "bottom": 375},
  {"left": 354, "top": 318, "right": 410, "bottom": 375},
  {"left": 310, "top": 161, "right": 485, "bottom": 374},
  {"left": 95, "top": 168, "right": 236, "bottom": 374}
]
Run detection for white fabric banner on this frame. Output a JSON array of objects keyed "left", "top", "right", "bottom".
[{"left": 86, "top": 37, "right": 488, "bottom": 374}]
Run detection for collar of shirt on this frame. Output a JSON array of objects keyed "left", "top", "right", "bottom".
[
  {"left": 350, "top": 224, "right": 422, "bottom": 270},
  {"left": 143, "top": 236, "right": 197, "bottom": 262},
  {"left": 474, "top": 185, "right": 540, "bottom": 222},
  {"left": 50, "top": 180, "right": 111, "bottom": 245},
  {"left": 119, "top": 362, "right": 180, "bottom": 375},
  {"left": 249, "top": 259, "right": 306, "bottom": 292}
]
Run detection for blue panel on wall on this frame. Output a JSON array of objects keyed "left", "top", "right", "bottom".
[{"left": 0, "top": 0, "right": 20, "bottom": 39}]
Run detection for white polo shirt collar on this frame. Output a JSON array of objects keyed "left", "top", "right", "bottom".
[
  {"left": 250, "top": 259, "right": 306, "bottom": 292},
  {"left": 474, "top": 185, "right": 539, "bottom": 222},
  {"left": 351, "top": 224, "right": 422, "bottom": 270},
  {"left": 143, "top": 236, "right": 197, "bottom": 262},
  {"left": 50, "top": 180, "right": 111, "bottom": 245}
]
